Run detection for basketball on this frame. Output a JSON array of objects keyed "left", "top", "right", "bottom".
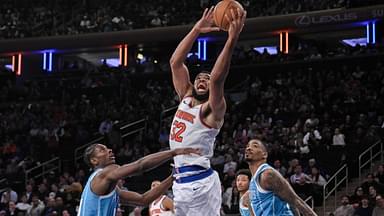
[{"left": 213, "top": 0, "right": 244, "bottom": 31}]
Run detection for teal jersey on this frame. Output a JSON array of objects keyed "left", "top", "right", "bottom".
[
  {"left": 239, "top": 193, "right": 251, "bottom": 216},
  {"left": 78, "top": 169, "right": 119, "bottom": 216},
  {"left": 249, "top": 163, "right": 294, "bottom": 216}
]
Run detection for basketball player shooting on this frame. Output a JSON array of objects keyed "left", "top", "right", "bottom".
[
  {"left": 169, "top": 6, "right": 246, "bottom": 216},
  {"left": 245, "top": 139, "right": 317, "bottom": 216}
]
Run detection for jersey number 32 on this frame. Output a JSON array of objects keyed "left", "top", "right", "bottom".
[{"left": 170, "top": 120, "right": 186, "bottom": 142}]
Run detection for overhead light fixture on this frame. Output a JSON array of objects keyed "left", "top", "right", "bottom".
[
  {"left": 341, "top": 38, "right": 367, "bottom": 47},
  {"left": 253, "top": 46, "right": 278, "bottom": 55}
]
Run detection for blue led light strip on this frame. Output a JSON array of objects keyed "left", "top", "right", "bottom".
[
  {"left": 48, "top": 52, "right": 53, "bottom": 72},
  {"left": 43, "top": 53, "right": 47, "bottom": 70}
]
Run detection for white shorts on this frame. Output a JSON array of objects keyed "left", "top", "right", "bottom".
[{"left": 172, "top": 171, "right": 222, "bottom": 216}]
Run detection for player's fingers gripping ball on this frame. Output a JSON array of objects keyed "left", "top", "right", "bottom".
[{"left": 213, "top": 0, "right": 244, "bottom": 31}]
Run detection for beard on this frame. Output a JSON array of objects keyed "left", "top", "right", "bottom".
[{"left": 192, "top": 88, "right": 209, "bottom": 101}]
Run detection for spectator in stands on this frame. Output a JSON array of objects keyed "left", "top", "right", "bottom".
[
  {"left": 26, "top": 195, "right": 45, "bottom": 216},
  {"left": 0, "top": 188, "right": 17, "bottom": 204},
  {"left": 333, "top": 195, "right": 354, "bottom": 216},
  {"left": 222, "top": 180, "right": 240, "bottom": 214},
  {"left": 15, "top": 194, "right": 31, "bottom": 213},
  {"left": 273, "top": 159, "right": 287, "bottom": 177},
  {"left": 373, "top": 195, "right": 384, "bottom": 216},
  {"left": 361, "top": 173, "right": 380, "bottom": 195},
  {"left": 332, "top": 128, "right": 346, "bottom": 162},
  {"left": 350, "top": 187, "right": 365, "bottom": 207},
  {"left": 353, "top": 196, "right": 373, "bottom": 216},
  {"left": 290, "top": 164, "right": 312, "bottom": 198},
  {"left": 368, "top": 186, "right": 379, "bottom": 205},
  {"left": 5, "top": 201, "right": 18, "bottom": 216},
  {"left": 374, "top": 165, "right": 384, "bottom": 184},
  {"left": 308, "top": 167, "right": 326, "bottom": 205}
]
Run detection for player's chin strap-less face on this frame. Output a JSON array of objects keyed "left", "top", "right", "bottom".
[{"left": 193, "top": 73, "right": 210, "bottom": 101}]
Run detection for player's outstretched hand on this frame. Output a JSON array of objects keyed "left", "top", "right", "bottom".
[
  {"left": 226, "top": 8, "right": 246, "bottom": 40},
  {"left": 194, "top": 6, "right": 220, "bottom": 34},
  {"left": 172, "top": 148, "right": 201, "bottom": 156}
]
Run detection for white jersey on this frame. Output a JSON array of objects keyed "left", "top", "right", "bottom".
[
  {"left": 169, "top": 97, "right": 220, "bottom": 170},
  {"left": 149, "top": 195, "right": 174, "bottom": 216}
]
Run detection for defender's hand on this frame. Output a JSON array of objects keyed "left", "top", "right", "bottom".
[
  {"left": 172, "top": 148, "right": 201, "bottom": 156},
  {"left": 194, "top": 7, "right": 220, "bottom": 33}
]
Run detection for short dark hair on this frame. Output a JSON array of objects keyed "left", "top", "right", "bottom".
[
  {"left": 236, "top": 169, "right": 252, "bottom": 181},
  {"left": 84, "top": 144, "right": 98, "bottom": 168},
  {"left": 194, "top": 71, "right": 211, "bottom": 79},
  {"left": 249, "top": 139, "right": 267, "bottom": 152}
]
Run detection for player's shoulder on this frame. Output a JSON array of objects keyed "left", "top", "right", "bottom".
[{"left": 97, "top": 164, "right": 120, "bottom": 177}]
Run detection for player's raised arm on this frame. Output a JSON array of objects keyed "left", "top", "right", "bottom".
[
  {"left": 106, "top": 148, "right": 199, "bottom": 182},
  {"left": 169, "top": 7, "right": 219, "bottom": 100},
  {"left": 208, "top": 9, "right": 246, "bottom": 120},
  {"left": 117, "top": 176, "right": 173, "bottom": 206},
  {"left": 260, "top": 169, "right": 317, "bottom": 216}
]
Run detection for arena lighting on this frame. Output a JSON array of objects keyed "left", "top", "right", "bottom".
[
  {"left": 48, "top": 52, "right": 53, "bottom": 72},
  {"left": 187, "top": 38, "right": 207, "bottom": 61},
  {"left": 5, "top": 64, "right": 12, "bottom": 70},
  {"left": 119, "top": 46, "right": 123, "bottom": 65},
  {"left": 279, "top": 32, "right": 289, "bottom": 54},
  {"left": 17, "top": 53, "right": 22, "bottom": 76},
  {"left": 43, "top": 53, "right": 46, "bottom": 70},
  {"left": 202, "top": 39, "right": 207, "bottom": 61},
  {"left": 253, "top": 46, "right": 278, "bottom": 55},
  {"left": 100, "top": 58, "right": 120, "bottom": 67},
  {"left": 341, "top": 38, "right": 367, "bottom": 47},
  {"left": 124, "top": 44, "right": 128, "bottom": 67},
  {"left": 373, "top": 22, "right": 376, "bottom": 44},
  {"left": 12, "top": 55, "right": 15, "bottom": 72},
  {"left": 367, "top": 23, "right": 370, "bottom": 43}
]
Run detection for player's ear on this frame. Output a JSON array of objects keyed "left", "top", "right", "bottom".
[
  {"left": 91, "top": 157, "right": 99, "bottom": 167},
  {"left": 262, "top": 152, "right": 268, "bottom": 160}
]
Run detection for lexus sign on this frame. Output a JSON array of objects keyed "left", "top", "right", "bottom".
[{"left": 295, "top": 13, "right": 358, "bottom": 27}]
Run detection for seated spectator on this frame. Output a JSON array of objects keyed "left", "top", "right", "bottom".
[
  {"left": 26, "top": 195, "right": 45, "bottom": 216},
  {"left": 353, "top": 196, "right": 373, "bottom": 216},
  {"left": 374, "top": 164, "right": 384, "bottom": 184},
  {"left": 308, "top": 167, "right": 327, "bottom": 206},
  {"left": 289, "top": 164, "right": 312, "bottom": 198},
  {"left": 361, "top": 173, "right": 381, "bottom": 195},
  {"left": 222, "top": 180, "right": 240, "bottom": 214},
  {"left": 333, "top": 195, "right": 354, "bottom": 216},
  {"left": 350, "top": 187, "right": 364, "bottom": 207},
  {"left": 273, "top": 159, "right": 287, "bottom": 177},
  {"left": 373, "top": 195, "right": 384, "bottom": 216},
  {"left": 5, "top": 201, "right": 19, "bottom": 216},
  {"left": 15, "top": 194, "right": 31, "bottom": 213},
  {"left": 369, "top": 186, "right": 379, "bottom": 205}
]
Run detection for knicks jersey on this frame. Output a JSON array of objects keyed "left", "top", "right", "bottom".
[
  {"left": 249, "top": 163, "right": 293, "bottom": 216},
  {"left": 239, "top": 193, "right": 251, "bottom": 216},
  {"left": 169, "top": 97, "right": 220, "bottom": 170},
  {"left": 78, "top": 169, "right": 119, "bottom": 216},
  {"left": 149, "top": 195, "right": 174, "bottom": 216}
]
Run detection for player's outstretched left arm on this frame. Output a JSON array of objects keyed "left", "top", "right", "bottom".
[
  {"left": 117, "top": 175, "right": 173, "bottom": 206},
  {"left": 260, "top": 169, "right": 317, "bottom": 216},
  {"left": 207, "top": 9, "right": 246, "bottom": 122}
]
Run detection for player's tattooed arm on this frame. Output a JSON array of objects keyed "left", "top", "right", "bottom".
[{"left": 260, "top": 169, "right": 317, "bottom": 216}]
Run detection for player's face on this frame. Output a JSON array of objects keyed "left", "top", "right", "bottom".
[
  {"left": 92, "top": 144, "right": 115, "bottom": 167},
  {"left": 236, "top": 174, "right": 250, "bottom": 193},
  {"left": 245, "top": 139, "right": 267, "bottom": 162},
  {"left": 151, "top": 181, "right": 161, "bottom": 189},
  {"left": 193, "top": 73, "right": 210, "bottom": 95}
]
